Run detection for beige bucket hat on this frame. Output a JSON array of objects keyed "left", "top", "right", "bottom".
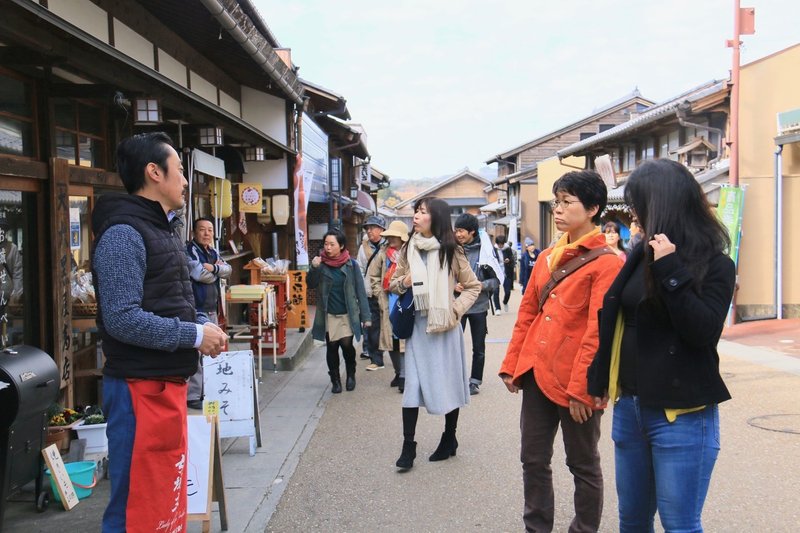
[{"left": 381, "top": 220, "right": 410, "bottom": 242}]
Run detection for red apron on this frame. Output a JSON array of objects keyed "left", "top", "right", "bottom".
[{"left": 126, "top": 379, "right": 188, "bottom": 533}]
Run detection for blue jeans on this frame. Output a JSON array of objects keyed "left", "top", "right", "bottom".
[
  {"left": 102, "top": 376, "right": 136, "bottom": 532},
  {"left": 612, "top": 396, "right": 720, "bottom": 533}
]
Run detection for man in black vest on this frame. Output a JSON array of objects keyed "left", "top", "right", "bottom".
[{"left": 92, "top": 132, "right": 227, "bottom": 532}]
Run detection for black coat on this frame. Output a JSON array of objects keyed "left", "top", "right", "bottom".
[{"left": 587, "top": 242, "right": 736, "bottom": 408}]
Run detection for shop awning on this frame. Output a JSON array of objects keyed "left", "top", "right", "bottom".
[{"left": 356, "top": 190, "right": 376, "bottom": 214}]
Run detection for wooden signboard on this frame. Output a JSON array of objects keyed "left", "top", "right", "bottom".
[
  {"left": 286, "top": 270, "right": 308, "bottom": 329},
  {"left": 42, "top": 443, "right": 80, "bottom": 510},
  {"left": 202, "top": 351, "right": 262, "bottom": 456},
  {"left": 187, "top": 415, "right": 228, "bottom": 532}
]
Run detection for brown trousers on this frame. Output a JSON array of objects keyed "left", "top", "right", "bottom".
[{"left": 520, "top": 371, "right": 603, "bottom": 533}]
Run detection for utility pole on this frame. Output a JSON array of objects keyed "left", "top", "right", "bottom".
[{"left": 726, "top": 1, "right": 755, "bottom": 186}]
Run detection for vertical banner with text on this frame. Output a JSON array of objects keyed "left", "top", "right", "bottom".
[
  {"left": 293, "top": 154, "right": 310, "bottom": 268},
  {"left": 716, "top": 185, "right": 745, "bottom": 265}
]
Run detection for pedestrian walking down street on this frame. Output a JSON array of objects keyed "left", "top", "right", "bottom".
[
  {"left": 308, "top": 229, "right": 371, "bottom": 393},
  {"left": 603, "top": 220, "right": 627, "bottom": 261},
  {"left": 453, "top": 214, "right": 500, "bottom": 396},
  {"left": 499, "top": 170, "right": 622, "bottom": 533},
  {"left": 389, "top": 197, "right": 480, "bottom": 471},
  {"left": 357, "top": 215, "right": 387, "bottom": 368},
  {"left": 588, "top": 159, "right": 735, "bottom": 533},
  {"left": 185, "top": 216, "right": 232, "bottom": 410},
  {"left": 492, "top": 234, "right": 516, "bottom": 313},
  {"left": 93, "top": 133, "right": 228, "bottom": 532},
  {"left": 519, "top": 236, "right": 541, "bottom": 296},
  {"left": 367, "top": 220, "right": 411, "bottom": 391}
]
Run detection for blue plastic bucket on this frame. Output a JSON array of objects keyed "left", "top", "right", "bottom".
[{"left": 45, "top": 461, "right": 97, "bottom": 502}]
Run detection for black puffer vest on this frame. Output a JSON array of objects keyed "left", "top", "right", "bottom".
[{"left": 92, "top": 194, "right": 197, "bottom": 379}]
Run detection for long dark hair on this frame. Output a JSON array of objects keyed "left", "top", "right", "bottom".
[
  {"left": 625, "top": 159, "right": 730, "bottom": 296},
  {"left": 403, "top": 197, "right": 457, "bottom": 272}
]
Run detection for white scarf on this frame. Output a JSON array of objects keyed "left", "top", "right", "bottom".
[{"left": 408, "top": 233, "right": 452, "bottom": 332}]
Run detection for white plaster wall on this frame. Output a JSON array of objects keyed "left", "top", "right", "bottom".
[
  {"left": 240, "top": 86, "right": 287, "bottom": 145},
  {"left": 112, "top": 19, "right": 154, "bottom": 68},
  {"left": 190, "top": 70, "right": 217, "bottom": 104},
  {"left": 48, "top": 0, "right": 109, "bottom": 43},
  {"left": 219, "top": 90, "right": 241, "bottom": 117},
  {"left": 157, "top": 49, "right": 186, "bottom": 87},
  {"left": 244, "top": 157, "right": 287, "bottom": 189}
]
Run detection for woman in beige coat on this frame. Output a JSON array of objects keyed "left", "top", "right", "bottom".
[
  {"left": 389, "top": 197, "right": 481, "bottom": 471},
  {"left": 367, "top": 220, "right": 410, "bottom": 392}
]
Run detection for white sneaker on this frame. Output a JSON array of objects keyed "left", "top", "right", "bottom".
[
  {"left": 504, "top": 304, "right": 509, "bottom": 313},
  {"left": 365, "top": 363, "right": 384, "bottom": 371},
  {"left": 494, "top": 309, "right": 503, "bottom": 316}
]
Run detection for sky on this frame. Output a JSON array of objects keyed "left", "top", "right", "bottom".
[{"left": 254, "top": 1, "right": 800, "bottom": 180}]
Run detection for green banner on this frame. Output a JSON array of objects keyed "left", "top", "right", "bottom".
[{"left": 716, "top": 186, "right": 745, "bottom": 265}]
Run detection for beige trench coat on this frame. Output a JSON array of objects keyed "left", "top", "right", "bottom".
[
  {"left": 388, "top": 244, "right": 481, "bottom": 332},
  {"left": 367, "top": 247, "right": 405, "bottom": 352}
]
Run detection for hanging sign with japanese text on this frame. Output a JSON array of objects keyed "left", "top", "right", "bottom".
[{"left": 286, "top": 270, "right": 308, "bottom": 328}]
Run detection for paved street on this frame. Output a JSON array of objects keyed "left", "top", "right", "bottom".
[{"left": 267, "top": 289, "right": 800, "bottom": 532}]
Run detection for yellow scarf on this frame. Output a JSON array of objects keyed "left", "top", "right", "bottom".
[{"left": 547, "top": 227, "right": 601, "bottom": 272}]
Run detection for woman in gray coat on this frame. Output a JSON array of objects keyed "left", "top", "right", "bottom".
[
  {"left": 308, "top": 229, "right": 371, "bottom": 393},
  {"left": 389, "top": 197, "right": 481, "bottom": 471}
]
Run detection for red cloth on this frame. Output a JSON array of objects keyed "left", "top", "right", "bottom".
[
  {"left": 383, "top": 247, "right": 399, "bottom": 291},
  {"left": 320, "top": 248, "right": 351, "bottom": 268},
  {"left": 126, "top": 379, "right": 188, "bottom": 533}
]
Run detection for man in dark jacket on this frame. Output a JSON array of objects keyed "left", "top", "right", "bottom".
[
  {"left": 186, "top": 216, "right": 232, "bottom": 409},
  {"left": 454, "top": 214, "right": 500, "bottom": 395},
  {"left": 93, "top": 132, "right": 227, "bottom": 532}
]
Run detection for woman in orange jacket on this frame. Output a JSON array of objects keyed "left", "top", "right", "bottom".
[{"left": 500, "top": 170, "right": 623, "bottom": 533}]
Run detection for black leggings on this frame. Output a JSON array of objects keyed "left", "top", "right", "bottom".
[
  {"left": 326, "top": 335, "right": 356, "bottom": 374},
  {"left": 402, "top": 407, "right": 459, "bottom": 442}
]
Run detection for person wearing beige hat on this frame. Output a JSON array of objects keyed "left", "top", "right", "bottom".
[{"left": 367, "top": 220, "right": 410, "bottom": 390}]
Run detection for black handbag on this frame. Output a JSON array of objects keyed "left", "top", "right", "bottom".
[{"left": 389, "top": 289, "right": 415, "bottom": 339}]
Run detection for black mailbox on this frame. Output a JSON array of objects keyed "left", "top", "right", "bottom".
[{"left": 0, "top": 345, "right": 59, "bottom": 525}]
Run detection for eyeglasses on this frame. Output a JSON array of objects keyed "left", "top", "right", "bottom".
[{"left": 549, "top": 198, "right": 581, "bottom": 210}]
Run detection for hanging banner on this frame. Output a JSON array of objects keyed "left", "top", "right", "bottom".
[
  {"left": 239, "top": 183, "right": 262, "bottom": 213},
  {"left": 293, "top": 154, "right": 310, "bottom": 268},
  {"left": 715, "top": 185, "right": 745, "bottom": 265}
]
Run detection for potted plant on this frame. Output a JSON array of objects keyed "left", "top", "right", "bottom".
[
  {"left": 74, "top": 406, "right": 107, "bottom": 454},
  {"left": 46, "top": 404, "right": 83, "bottom": 452}
]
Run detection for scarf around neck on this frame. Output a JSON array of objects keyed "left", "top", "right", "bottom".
[
  {"left": 320, "top": 248, "right": 351, "bottom": 268},
  {"left": 547, "top": 227, "right": 601, "bottom": 272},
  {"left": 408, "top": 233, "right": 452, "bottom": 332},
  {"left": 382, "top": 247, "right": 399, "bottom": 291}
]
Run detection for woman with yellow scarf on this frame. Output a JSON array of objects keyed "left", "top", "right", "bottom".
[{"left": 500, "top": 170, "right": 623, "bottom": 532}]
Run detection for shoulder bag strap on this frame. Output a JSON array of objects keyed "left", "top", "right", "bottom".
[{"left": 537, "top": 246, "right": 614, "bottom": 312}]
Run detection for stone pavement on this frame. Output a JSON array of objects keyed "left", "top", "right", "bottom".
[{"left": 266, "top": 290, "right": 800, "bottom": 532}]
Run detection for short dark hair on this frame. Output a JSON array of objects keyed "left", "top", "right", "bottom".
[
  {"left": 116, "top": 132, "right": 174, "bottom": 194},
  {"left": 454, "top": 213, "right": 479, "bottom": 235},
  {"left": 193, "top": 216, "right": 214, "bottom": 232},
  {"left": 495, "top": 234, "right": 507, "bottom": 245},
  {"left": 552, "top": 170, "right": 607, "bottom": 224},
  {"left": 323, "top": 228, "right": 347, "bottom": 248}
]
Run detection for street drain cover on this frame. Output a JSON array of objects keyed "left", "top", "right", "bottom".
[{"left": 747, "top": 414, "right": 800, "bottom": 435}]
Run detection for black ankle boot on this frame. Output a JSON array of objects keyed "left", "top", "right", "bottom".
[
  {"left": 396, "top": 440, "right": 416, "bottom": 470},
  {"left": 429, "top": 432, "right": 458, "bottom": 461},
  {"left": 345, "top": 373, "right": 356, "bottom": 391},
  {"left": 330, "top": 372, "right": 342, "bottom": 394}
]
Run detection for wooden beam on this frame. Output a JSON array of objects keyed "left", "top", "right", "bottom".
[
  {"left": 68, "top": 165, "right": 123, "bottom": 188},
  {"left": 0, "top": 156, "right": 48, "bottom": 179},
  {"left": 0, "top": 47, "right": 65, "bottom": 66}
]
